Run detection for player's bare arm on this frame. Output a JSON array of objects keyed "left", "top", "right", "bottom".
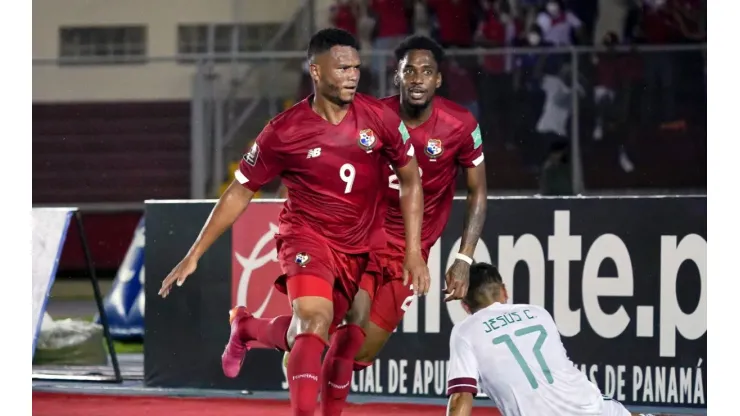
[
  {"left": 446, "top": 392, "right": 474, "bottom": 416},
  {"left": 159, "top": 180, "right": 255, "bottom": 297},
  {"left": 445, "top": 161, "right": 487, "bottom": 302},
  {"left": 394, "top": 156, "right": 429, "bottom": 296}
]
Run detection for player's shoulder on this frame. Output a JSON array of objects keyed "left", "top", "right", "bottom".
[
  {"left": 263, "top": 98, "right": 316, "bottom": 143},
  {"left": 433, "top": 96, "right": 478, "bottom": 133},
  {"left": 378, "top": 94, "right": 401, "bottom": 110},
  {"left": 269, "top": 98, "right": 310, "bottom": 129},
  {"left": 354, "top": 92, "right": 392, "bottom": 115},
  {"left": 450, "top": 314, "right": 478, "bottom": 341}
]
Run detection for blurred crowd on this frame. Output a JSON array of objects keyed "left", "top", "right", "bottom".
[{"left": 292, "top": 0, "right": 706, "bottom": 194}]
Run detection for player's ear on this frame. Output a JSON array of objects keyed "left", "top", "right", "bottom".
[
  {"left": 309, "top": 62, "right": 320, "bottom": 84},
  {"left": 501, "top": 284, "right": 509, "bottom": 304},
  {"left": 462, "top": 302, "right": 471, "bottom": 315},
  {"left": 393, "top": 70, "right": 401, "bottom": 87}
]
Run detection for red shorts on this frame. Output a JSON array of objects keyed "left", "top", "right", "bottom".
[
  {"left": 273, "top": 231, "right": 369, "bottom": 331},
  {"left": 362, "top": 239, "right": 430, "bottom": 333}
]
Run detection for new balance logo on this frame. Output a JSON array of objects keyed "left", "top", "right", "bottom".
[
  {"left": 328, "top": 381, "right": 350, "bottom": 389},
  {"left": 292, "top": 373, "right": 318, "bottom": 381},
  {"left": 307, "top": 148, "right": 322, "bottom": 158}
]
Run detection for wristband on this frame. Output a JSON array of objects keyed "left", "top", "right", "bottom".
[{"left": 455, "top": 253, "right": 473, "bottom": 265}]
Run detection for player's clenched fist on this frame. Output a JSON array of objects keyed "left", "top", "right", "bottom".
[
  {"left": 159, "top": 255, "right": 198, "bottom": 298},
  {"left": 443, "top": 260, "right": 470, "bottom": 302},
  {"left": 403, "top": 252, "right": 430, "bottom": 296}
]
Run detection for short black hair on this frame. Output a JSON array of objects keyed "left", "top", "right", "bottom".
[
  {"left": 464, "top": 263, "right": 504, "bottom": 310},
  {"left": 394, "top": 35, "right": 445, "bottom": 65},
  {"left": 307, "top": 28, "right": 360, "bottom": 61}
]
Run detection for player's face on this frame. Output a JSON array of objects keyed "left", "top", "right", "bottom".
[
  {"left": 397, "top": 49, "right": 442, "bottom": 109},
  {"left": 311, "top": 45, "right": 361, "bottom": 106}
]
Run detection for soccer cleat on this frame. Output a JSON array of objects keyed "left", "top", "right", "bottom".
[{"left": 221, "top": 306, "right": 253, "bottom": 378}]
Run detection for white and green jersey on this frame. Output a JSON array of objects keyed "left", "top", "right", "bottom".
[{"left": 447, "top": 302, "right": 618, "bottom": 416}]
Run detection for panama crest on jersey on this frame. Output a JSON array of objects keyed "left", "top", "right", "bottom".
[
  {"left": 358, "top": 129, "right": 377, "bottom": 153},
  {"left": 294, "top": 252, "right": 310, "bottom": 267},
  {"left": 425, "top": 138, "right": 444, "bottom": 160}
]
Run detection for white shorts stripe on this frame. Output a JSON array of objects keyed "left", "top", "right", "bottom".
[
  {"left": 234, "top": 169, "right": 249, "bottom": 184},
  {"left": 472, "top": 154, "right": 485, "bottom": 167}
]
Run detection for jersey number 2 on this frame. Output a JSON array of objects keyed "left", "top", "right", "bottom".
[{"left": 492, "top": 324, "right": 554, "bottom": 390}]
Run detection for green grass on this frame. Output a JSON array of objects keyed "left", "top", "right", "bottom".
[
  {"left": 71, "top": 315, "right": 145, "bottom": 355},
  {"left": 108, "top": 340, "right": 144, "bottom": 354}
]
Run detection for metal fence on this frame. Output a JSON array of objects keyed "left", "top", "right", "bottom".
[
  {"left": 190, "top": 43, "right": 705, "bottom": 198},
  {"left": 33, "top": 43, "right": 706, "bottom": 199}
]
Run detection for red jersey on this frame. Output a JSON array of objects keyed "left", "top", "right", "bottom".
[
  {"left": 237, "top": 93, "right": 414, "bottom": 254},
  {"left": 379, "top": 95, "right": 484, "bottom": 251}
]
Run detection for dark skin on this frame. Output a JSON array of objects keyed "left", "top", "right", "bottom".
[
  {"left": 160, "top": 45, "right": 428, "bottom": 350},
  {"left": 353, "top": 49, "right": 487, "bottom": 364},
  {"left": 395, "top": 49, "right": 487, "bottom": 303}
]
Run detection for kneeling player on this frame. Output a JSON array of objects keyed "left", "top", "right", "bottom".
[{"left": 446, "top": 263, "right": 655, "bottom": 416}]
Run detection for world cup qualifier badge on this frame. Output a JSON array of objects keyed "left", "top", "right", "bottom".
[
  {"left": 358, "top": 129, "right": 377, "bottom": 153},
  {"left": 425, "top": 138, "right": 444, "bottom": 160},
  {"left": 294, "top": 252, "right": 310, "bottom": 267}
]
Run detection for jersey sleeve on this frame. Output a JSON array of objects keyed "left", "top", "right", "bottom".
[
  {"left": 456, "top": 113, "right": 485, "bottom": 168},
  {"left": 235, "top": 124, "right": 283, "bottom": 192},
  {"left": 377, "top": 103, "right": 414, "bottom": 169},
  {"left": 447, "top": 326, "right": 479, "bottom": 396}
]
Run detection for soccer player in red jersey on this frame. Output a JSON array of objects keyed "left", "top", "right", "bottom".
[
  {"left": 283, "top": 34, "right": 488, "bottom": 382},
  {"left": 158, "top": 29, "right": 430, "bottom": 416}
]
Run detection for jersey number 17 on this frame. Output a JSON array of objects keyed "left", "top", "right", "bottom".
[{"left": 492, "top": 324, "right": 555, "bottom": 390}]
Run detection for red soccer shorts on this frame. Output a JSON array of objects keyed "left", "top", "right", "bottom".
[
  {"left": 362, "top": 239, "right": 430, "bottom": 333},
  {"left": 273, "top": 229, "right": 369, "bottom": 331}
]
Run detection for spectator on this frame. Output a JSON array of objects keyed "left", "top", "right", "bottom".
[
  {"left": 329, "top": 0, "right": 360, "bottom": 36},
  {"left": 441, "top": 54, "right": 480, "bottom": 118},
  {"left": 475, "top": 0, "right": 517, "bottom": 143},
  {"left": 535, "top": 0, "right": 584, "bottom": 46},
  {"left": 592, "top": 32, "right": 639, "bottom": 172},
  {"left": 368, "top": 0, "right": 412, "bottom": 93},
  {"left": 427, "top": 0, "right": 477, "bottom": 48},
  {"left": 640, "top": 0, "right": 679, "bottom": 125},
  {"left": 527, "top": 63, "right": 584, "bottom": 171},
  {"left": 412, "top": 0, "right": 433, "bottom": 36},
  {"left": 594, "top": 0, "right": 631, "bottom": 45},
  {"left": 511, "top": 25, "right": 556, "bottom": 149}
]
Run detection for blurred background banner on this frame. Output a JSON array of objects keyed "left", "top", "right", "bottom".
[
  {"left": 144, "top": 197, "right": 706, "bottom": 409},
  {"left": 96, "top": 216, "right": 146, "bottom": 342},
  {"left": 32, "top": 208, "right": 75, "bottom": 357}
]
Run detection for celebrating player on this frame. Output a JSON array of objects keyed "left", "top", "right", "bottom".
[
  {"left": 283, "top": 35, "right": 488, "bottom": 380},
  {"left": 446, "top": 263, "right": 653, "bottom": 416},
  {"left": 354, "top": 35, "right": 488, "bottom": 369},
  {"left": 158, "top": 28, "right": 429, "bottom": 416}
]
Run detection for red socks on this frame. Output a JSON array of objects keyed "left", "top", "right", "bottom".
[
  {"left": 238, "top": 314, "right": 291, "bottom": 351},
  {"left": 238, "top": 315, "right": 367, "bottom": 415},
  {"left": 320, "top": 324, "right": 366, "bottom": 416},
  {"left": 288, "top": 333, "right": 328, "bottom": 415}
]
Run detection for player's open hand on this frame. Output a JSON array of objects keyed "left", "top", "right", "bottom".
[
  {"left": 158, "top": 255, "right": 198, "bottom": 298},
  {"left": 444, "top": 259, "right": 470, "bottom": 302},
  {"left": 403, "top": 252, "right": 430, "bottom": 296}
]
